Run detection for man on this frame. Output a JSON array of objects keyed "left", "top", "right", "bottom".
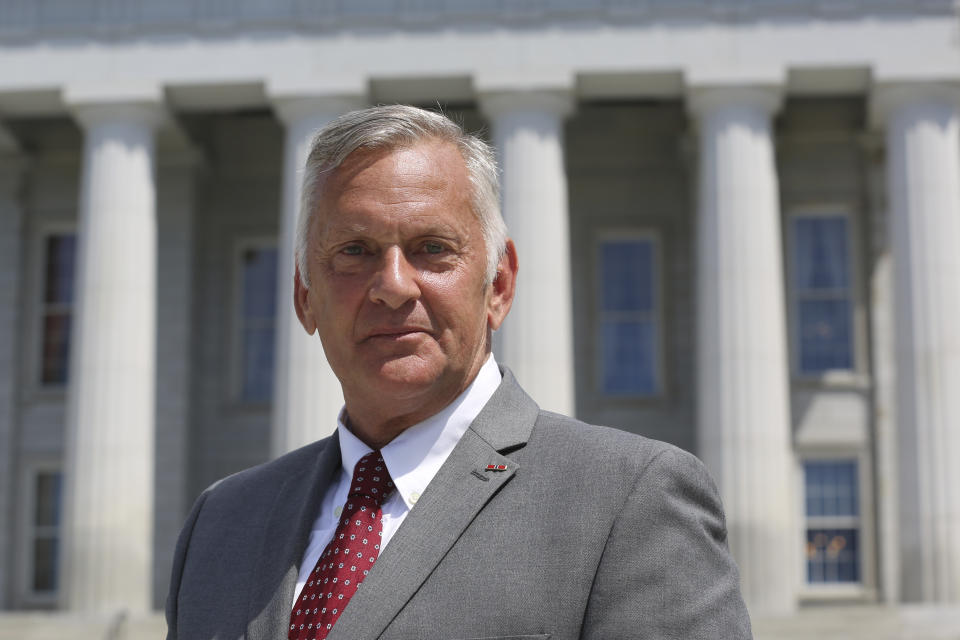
[{"left": 166, "top": 105, "right": 752, "bottom": 640}]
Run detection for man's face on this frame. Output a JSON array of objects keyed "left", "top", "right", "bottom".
[{"left": 294, "top": 139, "right": 516, "bottom": 438}]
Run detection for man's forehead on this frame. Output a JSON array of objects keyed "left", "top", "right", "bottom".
[
  {"left": 325, "top": 139, "right": 465, "bottom": 187},
  {"left": 309, "top": 139, "right": 475, "bottom": 238}
]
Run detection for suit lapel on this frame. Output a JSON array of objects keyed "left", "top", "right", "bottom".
[
  {"left": 327, "top": 369, "right": 540, "bottom": 640},
  {"left": 246, "top": 437, "right": 342, "bottom": 640}
]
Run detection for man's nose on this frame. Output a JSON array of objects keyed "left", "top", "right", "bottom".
[{"left": 369, "top": 246, "right": 420, "bottom": 309}]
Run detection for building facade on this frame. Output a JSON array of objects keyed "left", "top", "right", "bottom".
[{"left": 0, "top": 1, "right": 959, "bottom": 636}]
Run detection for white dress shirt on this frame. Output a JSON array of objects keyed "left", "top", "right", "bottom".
[{"left": 293, "top": 355, "right": 502, "bottom": 603}]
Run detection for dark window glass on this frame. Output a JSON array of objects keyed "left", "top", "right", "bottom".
[
  {"left": 804, "top": 460, "right": 860, "bottom": 584},
  {"left": 806, "top": 528, "right": 860, "bottom": 583},
  {"left": 601, "top": 320, "right": 656, "bottom": 395},
  {"left": 43, "top": 235, "right": 76, "bottom": 305},
  {"left": 40, "top": 234, "right": 77, "bottom": 385},
  {"left": 31, "top": 471, "right": 62, "bottom": 593},
  {"left": 598, "top": 238, "right": 658, "bottom": 396},
  {"left": 32, "top": 538, "right": 58, "bottom": 592},
  {"left": 34, "top": 472, "right": 62, "bottom": 527},
  {"left": 805, "top": 460, "right": 858, "bottom": 518},
  {"left": 41, "top": 314, "right": 72, "bottom": 385},
  {"left": 792, "top": 216, "right": 853, "bottom": 374},
  {"left": 601, "top": 241, "right": 654, "bottom": 313},
  {"left": 240, "top": 247, "right": 278, "bottom": 402}
]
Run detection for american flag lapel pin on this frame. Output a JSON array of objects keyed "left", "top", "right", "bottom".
[{"left": 484, "top": 464, "right": 508, "bottom": 472}]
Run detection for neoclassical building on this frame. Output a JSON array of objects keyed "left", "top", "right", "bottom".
[{"left": 0, "top": 1, "right": 959, "bottom": 637}]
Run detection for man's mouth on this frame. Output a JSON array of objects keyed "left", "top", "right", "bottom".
[{"left": 364, "top": 326, "right": 431, "bottom": 340}]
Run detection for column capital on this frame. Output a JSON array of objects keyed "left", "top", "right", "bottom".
[
  {"left": 69, "top": 101, "right": 168, "bottom": 132},
  {"left": 478, "top": 89, "right": 574, "bottom": 121},
  {"left": 64, "top": 83, "right": 168, "bottom": 130},
  {"left": 870, "top": 82, "right": 960, "bottom": 128},
  {"left": 686, "top": 85, "right": 783, "bottom": 119},
  {"left": 269, "top": 94, "right": 367, "bottom": 127}
]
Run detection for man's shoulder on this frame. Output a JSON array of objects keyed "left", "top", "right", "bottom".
[
  {"left": 202, "top": 435, "right": 335, "bottom": 502},
  {"left": 529, "top": 409, "right": 708, "bottom": 482}
]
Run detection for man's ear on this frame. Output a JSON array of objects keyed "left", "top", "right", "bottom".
[
  {"left": 293, "top": 264, "right": 318, "bottom": 335},
  {"left": 487, "top": 239, "right": 518, "bottom": 331}
]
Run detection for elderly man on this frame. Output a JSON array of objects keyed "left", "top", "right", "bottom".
[{"left": 166, "top": 105, "right": 752, "bottom": 640}]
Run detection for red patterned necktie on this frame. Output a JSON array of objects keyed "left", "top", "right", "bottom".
[{"left": 289, "top": 450, "right": 395, "bottom": 640}]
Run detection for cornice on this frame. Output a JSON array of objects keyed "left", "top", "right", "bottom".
[{"left": 0, "top": 0, "right": 952, "bottom": 41}]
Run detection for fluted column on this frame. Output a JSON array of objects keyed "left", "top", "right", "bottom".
[
  {"left": 480, "top": 91, "right": 575, "bottom": 415},
  {"left": 689, "top": 86, "right": 796, "bottom": 615},
  {"left": 61, "top": 103, "right": 161, "bottom": 614},
  {"left": 270, "top": 96, "right": 363, "bottom": 456},
  {"left": 875, "top": 83, "right": 960, "bottom": 603}
]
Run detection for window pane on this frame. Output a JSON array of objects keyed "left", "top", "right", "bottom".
[
  {"left": 240, "top": 246, "right": 278, "bottom": 402},
  {"left": 41, "top": 313, "right": 72, "bottom": 385},
  {"left": 242, "top": 327, "right": 276, "bottom": 402},
  {"left": 804, "top": 461, "right": 860, "bottom": 585},
  {"left": 598, "top": 237, "right": 659, "bottom": 396},
  {"left": 44, "top": 234, "right": 77, "bottom": 304},
  {"left": 600, "top": 240, "right": 654, "bottom": 313},
  {"left": 806, "top": 528, "right": 859, "bottom": 583},
  {"left": 601, "top": 320, "right": 656, "bottom": 395},
  {"left": 794, "top": 217, "right": 849, "bottom": 291},
  {"left": 34, "top": 472, "right": 63, "bottom": 527},
  {"left": 804, "top": 460, "right": 858, "bottom": 517},
  {"left": 798, "top": 299, "right": 853, "bottom": 373},
  {"left": 32, "top": 537, "right": 59, "bottom": 592},
  {"left": 242, "top": 248, "right": 278, "bottom": 318},
  {"left": 793, "top": 216, "right": 854, "bottom": 374},
  {"left": 31, "top": 471, "right": 62, "bottom": 593}
]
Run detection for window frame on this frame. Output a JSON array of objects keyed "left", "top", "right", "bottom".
[
  {"left": 785, "top": 206, "right": 865, "bottom": 385},
  {"left": 15, "top": 459, "right": 63, "bottom": 608},
  {"left": 592, "top": 229, "right": 664, "bottom": 400},
  {"left": 796, "top": 451, "right": 876, "bottom": 601},
  {"left": 230, "top": 236, "right": 280, "bottom": 406},
  {"left": 29, "top": 223, "right": 78, "bottom": 396}
]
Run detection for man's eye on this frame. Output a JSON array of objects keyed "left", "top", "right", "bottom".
[
  {"left": 423, "top": 242, "right": 445, "bottom": 254},
  {"left": 342, "top": 245, "right": 365, "bottom": 256}
]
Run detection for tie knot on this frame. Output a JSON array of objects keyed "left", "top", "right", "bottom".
[{"left": 349, "top": 451, "right": 394, "bottom": 504}]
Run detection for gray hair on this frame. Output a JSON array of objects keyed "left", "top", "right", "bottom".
[{"left": 296, "top": 104, "right": 507, "bottom": 288}]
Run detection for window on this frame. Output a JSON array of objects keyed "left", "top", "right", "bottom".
[
  {"left": 237, "top": 244, "right": 278, "bottom": 402},
  {"left": 804, "top": 460, "right": 860, "bottom": 584},
  {"left": 28, "top": 469, "right": 63, "bottom": 597},
  {"left": 596, "top": 235, "right": 660, "bottom": 396},
  {"left": 790, "top": 214, "right": 853, "bottom": 375},
  {"left": 40, "top": 233, "right": 77, "bottom": 385}
]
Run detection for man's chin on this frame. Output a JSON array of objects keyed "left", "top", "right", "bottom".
[{"left": 369, "top": 356, "right": 446, "bottom": 396}]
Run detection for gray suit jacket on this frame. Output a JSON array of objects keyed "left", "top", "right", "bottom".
[{"left": 166, "top": 370, "right": 752, "bottom": 640}]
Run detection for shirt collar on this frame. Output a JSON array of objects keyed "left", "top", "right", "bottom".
[{"left": 336, "top": 355, "right": 502, "bottom": 510}]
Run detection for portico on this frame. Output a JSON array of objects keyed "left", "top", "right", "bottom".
[{"left": 1, "top": 2, "right": 959, "bottom": 636}]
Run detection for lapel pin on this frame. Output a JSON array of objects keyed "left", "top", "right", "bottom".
[{"left": 484, "top": 464, "right": 508, "bottom": 472}]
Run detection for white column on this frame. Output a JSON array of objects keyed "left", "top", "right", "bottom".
[
  {"left": 480, "top": 91, "right": 575, "bottom": 416},
  {"left": 270, "top": 96, "right": 363, "bottom": 456},
  {"left": 0, "top": 140, "right": 26, "bottom": 609},
  {"left": 875, "top": 84, "right": 960, "bottom": 603},
  {"left": 689, "top": 87, "right": 796, "bottom": 615},
  {"left": 61, "top": 103, "right": 161, "bottom": 614}
]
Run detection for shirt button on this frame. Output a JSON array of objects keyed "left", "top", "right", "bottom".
[
  {"left": 334, "top": 505, "right": 343, "bottom": 517},
  {"left": 410, "top": 491, "right": 420, "bottom": 504}
]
